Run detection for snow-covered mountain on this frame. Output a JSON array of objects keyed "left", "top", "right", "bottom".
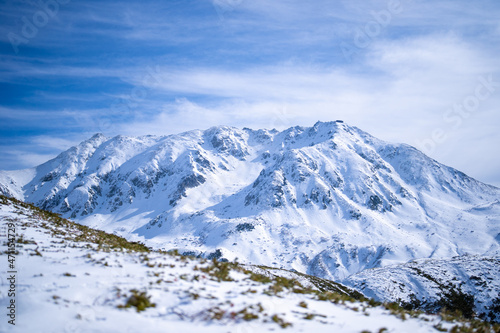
[{"left": 1, "top": 121, "right": 499, "bottom": 281}]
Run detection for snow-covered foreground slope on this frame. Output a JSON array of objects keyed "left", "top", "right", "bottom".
[
  {"left": 1, "top": 121, "right": 499, "bottom": 281},
  {"left": 343, "top": 256, "right": 500, "bottom": 322},
  {"left": 2, "top": 196, "right": 498, "bottom": 333}
]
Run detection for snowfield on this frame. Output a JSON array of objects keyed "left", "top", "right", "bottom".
[{"left": 2, "top": 196, "right": 497, "bottom": 332}]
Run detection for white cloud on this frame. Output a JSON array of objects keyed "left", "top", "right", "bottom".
[
  {"left": 16, "top": 152, "right": 58, "bottom": 168},
  {"left": 0, "top": 149, "right": 57, "bottom": 170},
  {"left": 31, "top": 136, "right": 79, "bottom": 151},
  {"left": 115, "top": 33, "right": 500, "bottom": 186},
  {"left": 2, "top": 0, "right": 499, "bottom": 187}
]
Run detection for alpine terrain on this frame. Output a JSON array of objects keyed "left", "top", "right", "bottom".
[
  {"left": 1, "top": 121, "right": 499, "bottom": 321},
  {"left": 5, "top": 195, "right": 498, "bottom": 332}
]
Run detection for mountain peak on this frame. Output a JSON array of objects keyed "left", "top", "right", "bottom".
[
  {"left": 86, "top": 132, "right": 108, "bottom": 144},
  {"left": 313, "top": 119, "right": 345, "bottom": 127},
  {"left": 91, "top": 132, "right": 106, "bottom": 139}
]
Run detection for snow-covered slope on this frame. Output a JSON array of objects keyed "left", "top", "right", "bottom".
[
  {"left": 1, "top": 121, "right": 499, "bottom": 281},
  {"left": 2, "top": 195, "right": 497, "bottom": 332},
  {"left": 343, "top": 255, "right": 500, "bottom": 322}
]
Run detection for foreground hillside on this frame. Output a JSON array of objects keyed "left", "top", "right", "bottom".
[
  {"left": 1, "top": 195, "right": 498, "bottom": 332},
  {"left": 1, "top": 121, "right": 499, "bottom": 281}
]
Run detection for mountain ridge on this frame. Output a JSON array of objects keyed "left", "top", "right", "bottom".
[{"left": 1, "top": 121, "right": 499, "bottom": 281}]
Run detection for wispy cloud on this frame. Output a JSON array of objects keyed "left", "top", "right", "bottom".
[
  {"left": 1, "top": 0, "right": 499, "bottom": 186},
  {"left": 31, "top": 135, "right": 79, "bottom": 151}
]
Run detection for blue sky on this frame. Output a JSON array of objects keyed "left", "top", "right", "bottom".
[{"left": 1, "top": 0, "right": 500, "bottom": 186}]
